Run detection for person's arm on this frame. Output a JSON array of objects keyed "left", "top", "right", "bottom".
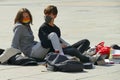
[
  {"left": 38, "top": 26, "right": 51, "bottom": 48},
  {"left": 60, "top": 38, "right": 71, "bottom": 47},
  {"left": 11, "top": 26, "right": 23, "bottom": 49}
]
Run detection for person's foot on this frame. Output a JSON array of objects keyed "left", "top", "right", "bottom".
[
  {"left": 90, "top": 53, "right": 100, "bottom": 63},
  {"left": 90, "top": 53, "right": 107, "bottom": 65},
  {"left": 55, "top": 50, "right": 64, "bottom": 55},
  {"left": 96, "top": 56, "right": 106, "bottom": 65},
  {"left": 84, "top": 47, "right": 96, "bottom": 56}
]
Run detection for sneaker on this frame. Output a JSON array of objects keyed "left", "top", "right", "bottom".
[
  {"left": 96, "top": 56, "right": 106, "bottom": 65},
  {"left": 83, "top": 47, "right": 96, "bottom": 56},
  {"left": 87, "top": 47, "right": 96, "bottom": 56},
  {"left": 90, "top": 53, "right": 101, "bottom": 63}
]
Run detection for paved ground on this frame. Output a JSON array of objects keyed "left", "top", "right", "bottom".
[
  {"left": 0, "top": 0, "right": 120, "bottom": 80},
  {"left": 0, "top": 63, "right": 120, "bottom": 80}
]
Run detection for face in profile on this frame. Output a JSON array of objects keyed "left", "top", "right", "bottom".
[
  {"left": 22, "top": 12, "right": 30, "bottom": 24},
  {"left": 44, "top": 13, "right": 57, "bottom": 23}
]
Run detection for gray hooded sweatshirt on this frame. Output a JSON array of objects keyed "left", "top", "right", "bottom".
[{"left": 11, "top": 23, "right": 37, "bottom": 56}]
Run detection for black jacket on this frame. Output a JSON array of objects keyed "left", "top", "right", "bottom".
[{"left": 38, "top": 22, "right": 61, "bottom": 50}]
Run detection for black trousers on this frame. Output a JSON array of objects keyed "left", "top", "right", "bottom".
[
  {"left": 71, "top": 39, "right": 90, "bottom": 53},
  {"left": 63, "top": 39, "right": 90, "bottom": 63}
]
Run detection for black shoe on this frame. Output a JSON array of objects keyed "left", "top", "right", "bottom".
[{"left": 0, "top": 49, "right": 4, "bottom": 55}]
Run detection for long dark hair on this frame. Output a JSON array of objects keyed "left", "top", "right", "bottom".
[{"left": 14, "top": 8, "right": 33, "bottom": 24}]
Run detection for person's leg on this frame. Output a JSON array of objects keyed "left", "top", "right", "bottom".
[
  {"left": 48, "top": 32, "right": 64, "bottom": 55},
  {"left": 63, "top": 47, "right": 91, "bottom": 63},
  {"left": 31, "top": 42, "right": 50, "bottom": 60},
  {"left": 0, "top": 47, "right": 21, "bottom": 63},
  {"left": 71, "top": 39, "right": 90, "bottom": 53}
]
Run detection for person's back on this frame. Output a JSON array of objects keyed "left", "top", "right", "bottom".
[
  {"left": 12, "top": 23, "right": 37, "bottom": 56},
  {"left": 11, "top": 8, "right": 37, "bottom": 57},
  {"left": 11, "top": 8, "right": 49, "bottom": 60}
]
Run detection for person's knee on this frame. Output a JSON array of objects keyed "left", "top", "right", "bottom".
[
  {"left": 48, "top": 32, "right": 57, "bottom": 39},
  {"left": 84, "top": 39, "right": 90, "bottom": 43},
  {"left": 83, "top": 39, "right": 90, "bottom": 45}
]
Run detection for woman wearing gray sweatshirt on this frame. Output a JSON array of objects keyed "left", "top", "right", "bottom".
[{"left": 11, "top": 8, "right": 50, "bottom": 60}]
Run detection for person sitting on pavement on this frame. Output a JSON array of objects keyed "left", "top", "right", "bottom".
[{"left": 38, "top": 5, "right": 102, "bottom": 63}]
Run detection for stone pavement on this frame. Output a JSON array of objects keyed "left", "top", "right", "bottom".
[
  {"left": 0, "top": 0, "right": 120, "bottom": 80},
  {"left": 0, "top": 63, "right": 120, "bottom": 80}
]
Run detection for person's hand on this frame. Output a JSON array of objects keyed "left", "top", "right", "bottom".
[{"left": 61, "top": 43, "right": 67, "bottom": 48}]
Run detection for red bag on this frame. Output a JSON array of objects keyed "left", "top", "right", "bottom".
[{"left": 95, "top": 42, "right": 110, "bottom": 57}]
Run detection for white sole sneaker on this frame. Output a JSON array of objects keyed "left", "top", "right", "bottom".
[{"left": 90, "top": 53, "right": 101, "bottom": 63}]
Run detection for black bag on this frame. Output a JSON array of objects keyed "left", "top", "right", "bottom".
[
  {"left": 45, "top": 53, "right": 84, "bottom": 72},
  {"left": 111, "top": 44, "right": 120, "bottom": 50},
  {"left": 7, "top": 53, "right": 38, "bottom": 66},
  {"left": 83, "top": 63, "right": 94, "bottom": 69}
]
